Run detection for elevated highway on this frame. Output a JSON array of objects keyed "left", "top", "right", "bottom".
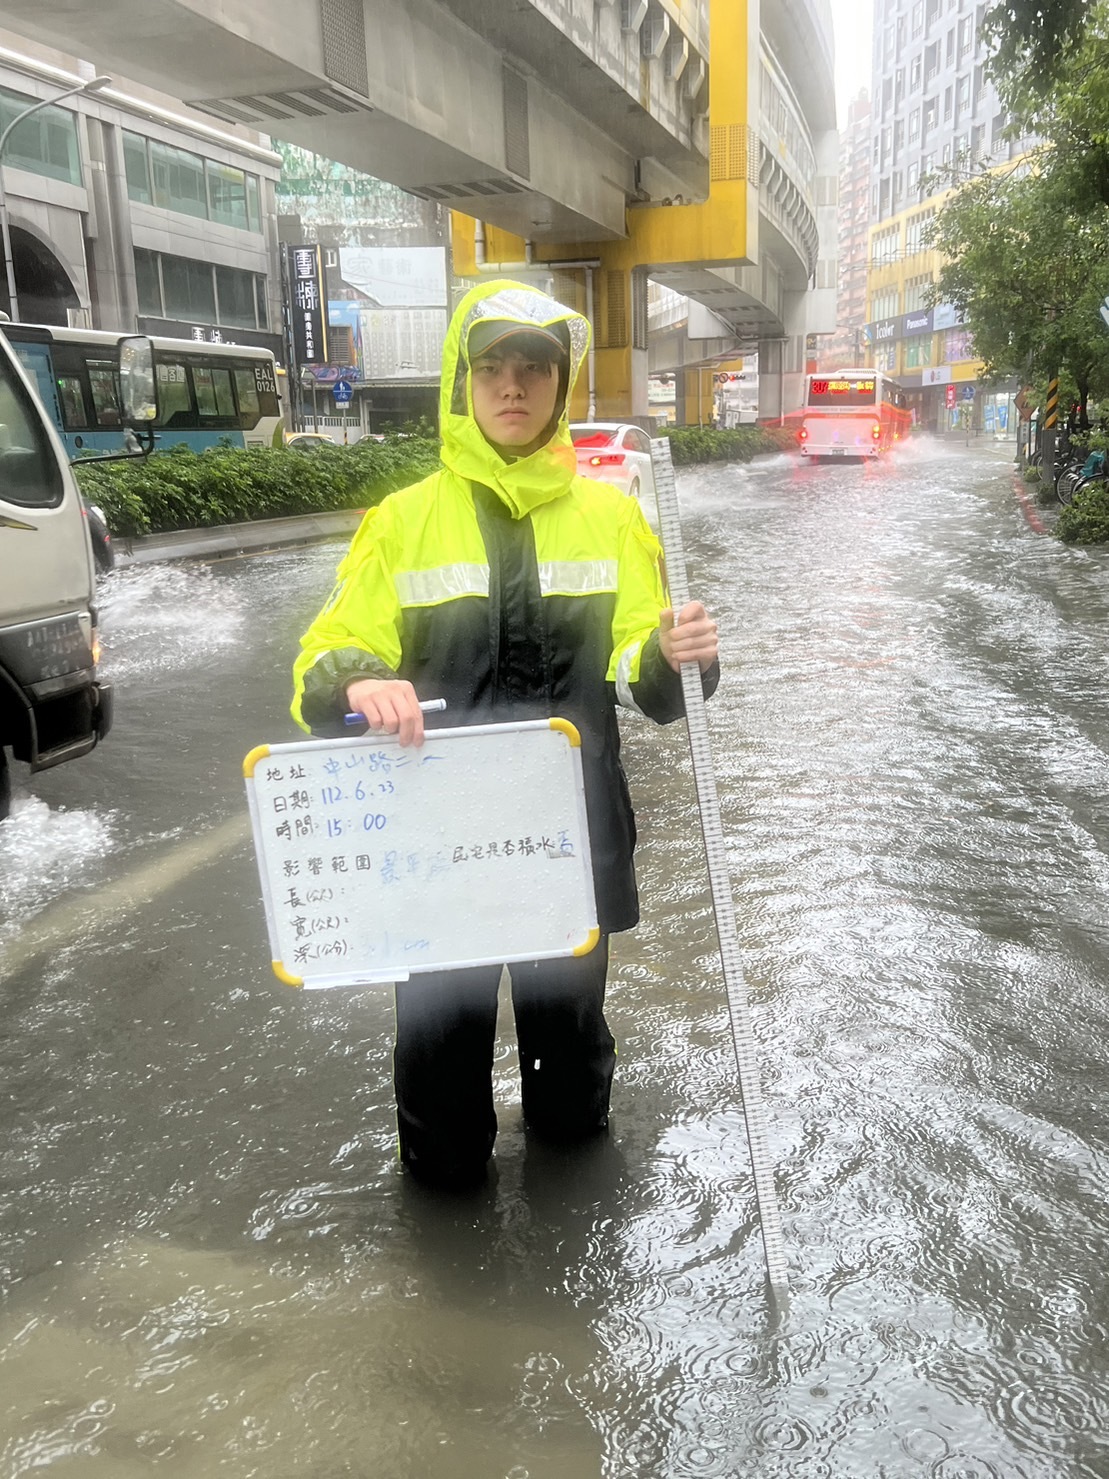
[{"left": 0, "top": 0, "right": 837, "bottom": 417}]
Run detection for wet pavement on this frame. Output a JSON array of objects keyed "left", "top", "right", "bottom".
[{"left": 1, "top": 439, "right": 1107, "bottom": 1477}]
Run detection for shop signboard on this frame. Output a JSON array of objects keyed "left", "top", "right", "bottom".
[
  {"left": 865, "top": 317, "right": 900, "bottom": 345},
  {"left": 933, "top": 302, "right": 965, "bottom": 331},
  {"left": 946, "top": 384, "right": 957, "bottom": 409},
  {"left": 923, "top": 365, "right": 953, "bottom": 386},
  {"left": 289, "top": 244, "right": 329, "bottom": 367},
  {"left": 901, "top": 308, "right": 934, "bottom": 337}
]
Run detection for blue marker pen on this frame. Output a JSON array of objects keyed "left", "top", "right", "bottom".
[{"left": 344, "top": 698, "right": 447, "bottom": 726}]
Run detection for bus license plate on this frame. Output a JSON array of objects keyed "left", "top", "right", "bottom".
[{"left": 829, "top": 447, "right": 845, "bottom": 455}]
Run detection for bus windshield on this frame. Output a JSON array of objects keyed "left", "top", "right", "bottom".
[{"left": 808, "top": 377, "right": 877, "bottom": 408}]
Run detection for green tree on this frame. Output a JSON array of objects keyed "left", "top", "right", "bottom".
[
  {"left": 929, "top": 162, "right": 1109, "bottom": 420},
  {"left": 982, "top": 0, "right": 1095, "bottom": 99}
]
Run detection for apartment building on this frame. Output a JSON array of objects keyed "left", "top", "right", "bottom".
[
  {"left": 820, "top": 90, "right": 872, "bottom": 371},
  {"left": 863, "top": 0, "right": 1034, "bottom": 430}
]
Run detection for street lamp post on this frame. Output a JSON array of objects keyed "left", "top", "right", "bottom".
[{"left": 0, "top": 74, "right": 111, "bottom": 323}]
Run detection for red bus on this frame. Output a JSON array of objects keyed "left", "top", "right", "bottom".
[{"left": 797, "top": 370, "right": 911, "bottom": 459}]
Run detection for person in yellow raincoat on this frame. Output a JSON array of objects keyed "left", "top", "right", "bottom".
[{"left": 293, "top": 280, "right": 718, "bottom": 1188}]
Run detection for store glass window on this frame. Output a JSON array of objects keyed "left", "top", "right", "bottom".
[
  {"left": 161, "top": 254, "right": 216, "bottom": 323},
  {"left": 0, "top": 85, "right": 81, "bottom": 185},
  {"left": 945, "top": 328, "right": 974, "bottom": 361},
  {"left": 122, "top": 131, "right": 151, "bottom": 204},
  {"left": 253, "top": 276, "right": 269, "bottom": 330},
  {"left": 207, "top": 162, "right": 248, "bottom": 230},
  {"left": 150, "top": 141, "right": 208, "bottom": 219},
  {"left": 903, "top": 335, "right": 934, "bottom": 369},
  {"left": 215, "top": 265, "right": 257, "bottom": 328}
]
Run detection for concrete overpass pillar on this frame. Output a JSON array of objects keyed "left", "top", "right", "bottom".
[
  {"left": 675, "top": 366, "right": 715, "bottom": 426},
  {"left": 590, "top": 264, "right": 649, "bottom": 424}
]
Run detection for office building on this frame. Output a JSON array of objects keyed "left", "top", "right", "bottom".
[{"left": 0, "top": 31, "right": 282, "bottom": 356}]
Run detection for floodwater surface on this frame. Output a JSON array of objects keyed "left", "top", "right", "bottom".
[{"left": 1, "top": 440, "right": 1107, "bottom": 1477}]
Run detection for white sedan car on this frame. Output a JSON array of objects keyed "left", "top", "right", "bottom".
[{"left": 570, "top": 422, "right": 658, "bottom": 515}]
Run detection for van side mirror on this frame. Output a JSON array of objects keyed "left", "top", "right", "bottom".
[{"left": 120, "top": 336, "right": 157, "bottom": 424}]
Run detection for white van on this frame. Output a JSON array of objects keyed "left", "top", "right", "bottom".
[{"left": 0, "top": 329, "right": 155, "bottom": 819}]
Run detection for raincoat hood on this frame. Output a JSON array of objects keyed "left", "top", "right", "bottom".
[{"left": 439, "top": 279, "right": 591, "bottom": 519}]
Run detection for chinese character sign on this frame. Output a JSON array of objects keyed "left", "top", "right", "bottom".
[
  {"left": 244, "top": 720, "right": 597, "bottom": 988},
  {"left": 288, "top": 244, "right": 329, "bottom": 367}
]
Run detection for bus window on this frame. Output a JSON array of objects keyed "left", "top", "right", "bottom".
[
  {"left": 232, "top": 366, "right": 260, "bottom": 427},
  {"left": 156, "top": 360, "right": 192, "bottom": 425},
  {"left": 56, "top": 374, "right": 92, "bottom": 430},
  {"left": 193, "top": 364, "right": 237, "bottom": 421},
  {"left": 0, "top": 353, "right": 63, "bottom": 507},
  {"left": 88, "top": 360, "right": 123, "bottom": 428}
]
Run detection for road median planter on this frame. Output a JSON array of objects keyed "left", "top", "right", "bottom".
[
  {"left": 657, "top": 425, "right": 795, "bottom": 465},
  {"left": 73, "top": 439, "right": 441, "bottom": 539}
]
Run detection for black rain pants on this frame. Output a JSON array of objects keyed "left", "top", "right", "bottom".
[{"left": 393, "top": 938, "right": 615, "bottom": 1182}]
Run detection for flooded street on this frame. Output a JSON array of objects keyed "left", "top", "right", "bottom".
[{"left": 2, "top": 440, "right": 1108, "bottom": 1477}]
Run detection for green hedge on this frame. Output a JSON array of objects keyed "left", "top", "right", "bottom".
[
  {"left": 73, "top": 424, "right": 791, "bottom": 539},
  {"left": 73, "top": 438, "right": 441, "bottom": 538},
  {"left": 1056, "top": 478, "right": 1109, "bottom": 544},
  {"left": 656, "top": 424, "right": 795, "bottom": 465}
]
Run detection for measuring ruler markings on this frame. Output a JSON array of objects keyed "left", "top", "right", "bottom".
[{"left": 650, "top": 438, "right": 791, "bottom": 1316}]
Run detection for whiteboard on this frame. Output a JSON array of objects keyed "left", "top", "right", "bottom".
[{"left": 244, "top": 719, "right": 598, "bottom": 989}]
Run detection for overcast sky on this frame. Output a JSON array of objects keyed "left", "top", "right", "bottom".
[{"left": 831, "top": 0, "right": 874, "bottom": 126}]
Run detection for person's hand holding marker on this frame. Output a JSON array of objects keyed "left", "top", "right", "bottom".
[
  {"left": 659, "top": 600, "right": 718, "bottom": 674},
  {"left": 344, "top": 679, "right": 445, "bottom": 747}
]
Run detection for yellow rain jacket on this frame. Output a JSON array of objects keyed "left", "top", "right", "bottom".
[{"left": 292, "top": 280, "right": 716, "bottom": 932}]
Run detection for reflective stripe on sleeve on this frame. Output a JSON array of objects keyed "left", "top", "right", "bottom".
[
  {"left": 537, "top": 560, "right": 618, "bottom": 596},
  {"left": 394, "top": 563, "right": 490, "bottom": 606},
  {"left": 615, "top": 640, "right": 646, "bottom": 714}
]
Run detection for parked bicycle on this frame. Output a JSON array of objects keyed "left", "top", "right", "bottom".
[{"left": 1057, "top": 446, "right": 1107, "bottom": 506}]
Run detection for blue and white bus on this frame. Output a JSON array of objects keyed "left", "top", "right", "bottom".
[{"left": 0, "top": 324, "right": 282, "bottom": 457}]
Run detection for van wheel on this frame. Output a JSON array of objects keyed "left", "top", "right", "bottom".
[{"left": 0, "top": 749, "right": 10, "bottom": 822}]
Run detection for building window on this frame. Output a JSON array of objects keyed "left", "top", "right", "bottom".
[
  {"left": 150, "top": 140, "right": 207, "bottom": 219},
  {"left": 945, "top": 327, "right": 974, "bottom": 361},
  {"left": 905, "top": 273, "right": 934, "bottom": 311},
  {"left": 123, "top": 131, "right": 152, "bottom": 203},
  {"left": 207, "top": 161, "right": 249, "bottom": 230},
  {"left": 215, "top": 264, "right": 257, "bottom": 328},
  {"left": 870, "top": 286, "right": 900, "bottom": 320},
  {"left": 134, "top": 247, "right": 162, "bottom": 317},
  {"left": 0, "top": 84, "right": 81, "bottom": 185},
  {"left": 872, "top": 225, "right": 901, "bottom": 267},
  {"left": 124, "top": 132, "right": 263, "bottom": 233},
  {"left": 906, "top": 208, "right": 935, "bottom": 255},
  {"left": 135, "top": 248, "right": 268, "bottom": 332}
]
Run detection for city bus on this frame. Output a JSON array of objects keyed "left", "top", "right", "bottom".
[
  {"left": 797, "top": 370, "right": 910, "bottom": 459},
  {"left": 1, "top": 324, "right": 282, "bottom": 458}
]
